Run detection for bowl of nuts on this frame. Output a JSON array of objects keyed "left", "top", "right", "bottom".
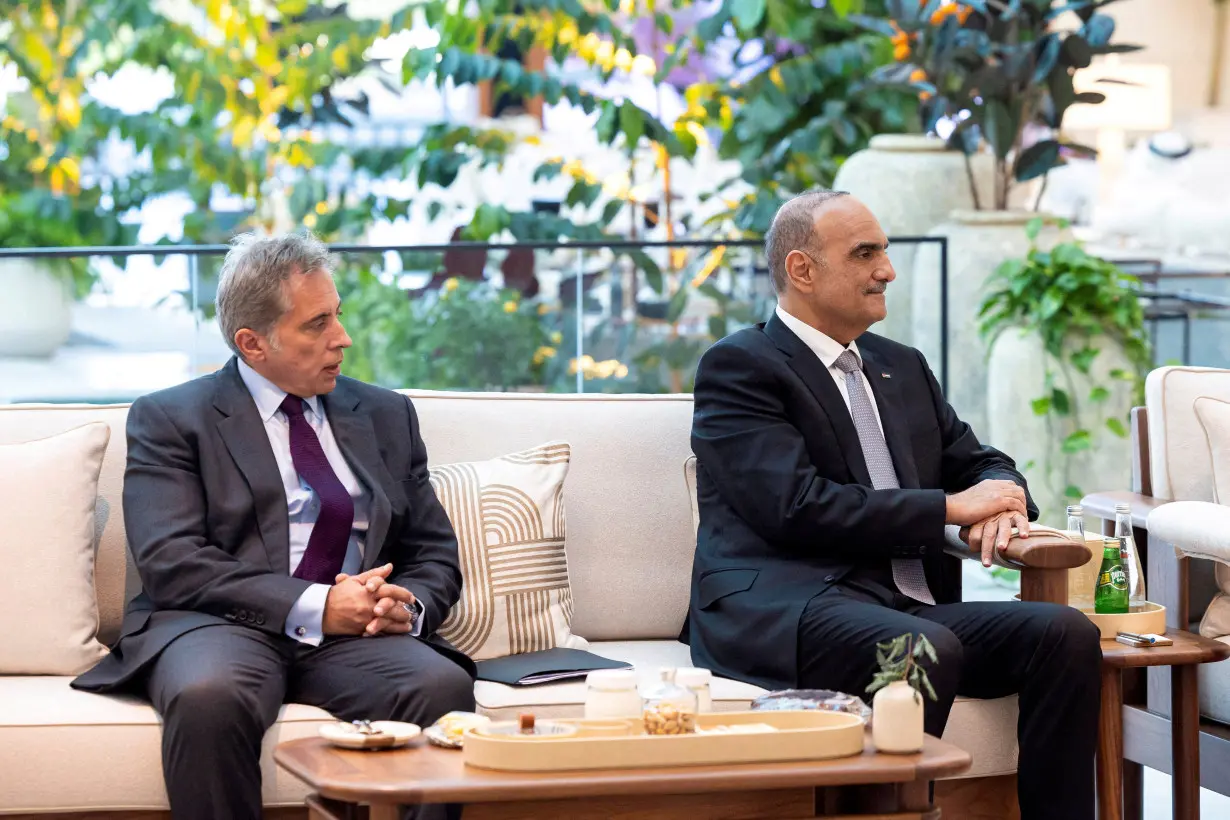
[{"left": 641, "top": 668, "right": 699, "bottom": 736}]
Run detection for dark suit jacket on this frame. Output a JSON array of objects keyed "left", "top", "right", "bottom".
[
  {"left": 74, "top": 358, "right": 472, "bottom": 692},
  {"left": 684, "top": 314, "right": 1036, "bottom": 691}
]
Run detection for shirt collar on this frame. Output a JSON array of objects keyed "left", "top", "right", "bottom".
[
  {"left": 236, "top": 359, "right": 322, "bottom": 423},
  {"left": 774, "top": 305, "right": 861, "bottom": 370}
]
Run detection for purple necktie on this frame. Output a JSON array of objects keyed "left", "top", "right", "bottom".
[{"left": 280, "top": 395, "right": 354, "bottom": 584}]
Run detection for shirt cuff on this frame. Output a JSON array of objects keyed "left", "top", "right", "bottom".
[
  {"left": 286, "top": 583, "right": 330, "bottom": 646},
  {"left": 410, "top": 598, "right": 426, "bottom": 637}
]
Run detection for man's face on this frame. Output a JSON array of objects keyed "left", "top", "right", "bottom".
[
  {"left": 790, "top": 198, "right": 895, "bottom": 339},
  {"left": 244, "top": 269, "right": 351, "bottom": 397}
]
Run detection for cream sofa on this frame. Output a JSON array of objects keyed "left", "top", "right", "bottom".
[{"left": 0, "top": 391, "right": 1018, "bottom": 815}]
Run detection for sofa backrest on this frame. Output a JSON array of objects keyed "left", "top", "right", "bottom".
[
  {"left": 1145, "top": 366, "right": 1230, "bottom": 502},
  {"left": 0, "top": 391, "right": 699, "bottom": 646}
]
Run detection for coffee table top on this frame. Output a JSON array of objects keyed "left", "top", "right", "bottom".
[
  {"left": 1101, "top": 629, "right": 1230, "bottom": 668},
  {"left": 274, "top": 732, "right": 971, "bottom": 805}
]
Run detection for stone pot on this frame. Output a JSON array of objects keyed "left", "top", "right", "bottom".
[
  {"left": 833, "top": 135, "right": 998, "bottom": 346},
  {"left": 987, "top": 328, "right": 1136, "bottom": 527},
  {"left": 911, "top": 210, "right": 1069, "bottom": 439},
  {"left": 871, "top": 680, "right": 925, "bottom": 754},
  {"left": 0, "top": 257, "right": 72, "bottom": 358}
]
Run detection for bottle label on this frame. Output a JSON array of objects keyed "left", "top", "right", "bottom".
[{"left": 1098, "top": 567, "right": 1128, "bottom": 590}]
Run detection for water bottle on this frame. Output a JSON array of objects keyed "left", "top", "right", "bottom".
[
  {"left": 1066, "top": 505, "right": 1085, "bottom": 537},
  {"left": 1066, "top": 505, "right": 1093, "bottom": 609},
  {"left": 1113, "top": 503, "right": 1147, "bottom": 611}
]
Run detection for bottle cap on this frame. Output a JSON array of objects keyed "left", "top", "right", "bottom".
[
  {"left": 586, "top": 669, "right": 637, "bottom": 690},
  {"left": 1066, "top": 505, "right": 1083, "bottom": 515},
  {"left": 1103, "top": 536, "right": 1120, "bottom": 548},
  {"left": 1115, "top": 503, "right": 1131, "bottom": 514},
  {"left": 674, "top": 667, "right": 712, "bottom": 687}
]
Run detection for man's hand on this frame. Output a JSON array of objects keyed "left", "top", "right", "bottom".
[
  {"left": 335, "top": 562, "right": 393, "bottom": 592},
  {"left": 322, "top": 580, "right": 379, "bottom": 636},
  {"left": 334, "top": 563, "right": 417, "bottom": 636},
  {"left": 945, "top": 480, "right": 1027, "bottom": 527},
  {"left": 960, "top": 511, "right": 1031, "bottom": 568}
]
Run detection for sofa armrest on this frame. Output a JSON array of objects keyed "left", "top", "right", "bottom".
[
  {"left": 1081, "top": 491, "right": 1167, "bottom": 530},
  {"left": 1149, "top": 501, "right": 1230, "bottom": 564},
  {"left": 945, "top": 525, "right": 1092, "bottom": 606}
]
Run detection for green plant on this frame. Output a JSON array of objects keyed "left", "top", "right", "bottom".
[
  {"left": 866, "top": 632, "right": 939, "bottom": 703},
  {"left": 978, "top": 217, "right": 1150, "bottom": 500},
  {"left": 0, "top": 193, "right": 100, "bottom": 298},
  {"left": 864, "top": 0, "right": 1141, "bottom": 210}
]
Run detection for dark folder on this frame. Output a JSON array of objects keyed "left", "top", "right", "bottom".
[{"left": 475, "top": 647, "right": 632, "bottom": 686}]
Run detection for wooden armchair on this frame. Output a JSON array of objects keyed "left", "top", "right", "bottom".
[{"left": 1083, "top": 366, "right": 1230, "bottom": 819}]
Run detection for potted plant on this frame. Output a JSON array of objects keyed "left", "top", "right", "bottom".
[
  {"left": 866, "top": 632, "right": 939, "bottom": 754},
  {"left": 0, "top": 194, "right": 100, "bottom": 358},
  {"left": 860, "top": 1, "right": 1139, "bottom": 435},
  {"left": 979, "top": 219, "right": 1149, "bottom": 526}
]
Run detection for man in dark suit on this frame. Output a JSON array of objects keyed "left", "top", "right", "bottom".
[
  {"left": 73, "top": 233, "right": 475, "bottom": 820},
  {"left": 686, "top": 191, "right": 1101, "bottom": 819}
]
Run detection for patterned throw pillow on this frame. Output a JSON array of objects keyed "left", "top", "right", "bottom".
[{"left": 430, "top": 441, "right": 588, "bottom": 661}]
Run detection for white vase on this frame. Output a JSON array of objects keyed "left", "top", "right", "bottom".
[
  {"left": 911, "top": 210, "right": 1069, "bottom": 439},
  {"left": 833, "top": 135, "right": 998, "bottom": 347},
  {"left": 987, "top": 328, "right": 1136, "bottom": 527},
  {"left": 872, "top": 680, "right": 925, "bottom": 754},
  {"left": 0, "top": 258, "right": 72, "bottom": 358}
]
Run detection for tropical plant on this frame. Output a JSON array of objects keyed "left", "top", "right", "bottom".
[
  {"left": 862, "top": 0, "right": 1141, "bottom": 210},
  {"left": 978, "top": 217, "right": 1150, "bottom": 499},
  {"left": 866, "top": 632, "right": 939, "bottom": 703},
  {"left": 0, "top": 193, "right": 105, "bottom": 298}
]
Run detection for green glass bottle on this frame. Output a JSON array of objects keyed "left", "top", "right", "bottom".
[{"left": 1094, "top": 537, "right": 1129, "bottom": 615}]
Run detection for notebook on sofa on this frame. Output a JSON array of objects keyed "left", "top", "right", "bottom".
[{"left": 475, "top": 647, "right": 632, "bottom": 686}]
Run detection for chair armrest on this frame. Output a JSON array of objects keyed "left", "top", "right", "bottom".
[
  {"left": 1149, "top": 501, "right": 1230, "bottom": 564},
  {"left": 943, "top": 525, "right": 1093, "bottom": 570},
  {"left": 1080, "top": 490, "right": 1167, "bottom": 529}
]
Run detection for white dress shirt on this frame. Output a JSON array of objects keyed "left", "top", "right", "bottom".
[
  {"left": 774, "top": 305, "right": 885, "bottom": 436},
  {"left": 238, "top": 361, "right": 405, "bottom": 646}
]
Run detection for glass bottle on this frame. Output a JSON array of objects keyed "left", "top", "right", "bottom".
[
  {"left": 642, "top": 668, "right": 698, "bottom": 735},
  {"left": 1066, "top": 505, "right": 1085, "bottom": 538},
  {"left": 1066, "top": 505, "right": 1093, "bottom": 609},
  {"left": 1113, "top": 503, "right": 1147, "bottom": 610},
  {"left": 674, "top": 667, "right": 713, "bottom": 713},
  {"left": 1094, "top": 537, "right": 1129, "bottom": 614}
]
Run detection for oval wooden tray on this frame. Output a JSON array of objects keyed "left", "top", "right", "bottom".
[
  {"left": 462, "top": 710, "right": 866, "bottom": 772},
  {"left": 1078, "top": 601, "right": 1167, "bottom": 639}
]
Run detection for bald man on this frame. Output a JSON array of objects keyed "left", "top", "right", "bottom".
[{"left": 684, "top": 191, "right": 1100, "bottom": 820}]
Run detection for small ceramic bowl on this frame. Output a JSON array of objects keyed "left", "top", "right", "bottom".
[
  {"left": 474, "top": 720, "right": 578, "bottom": 739},
  {"left": 319, "top": 720, "right": 421, "bottom": 750}
]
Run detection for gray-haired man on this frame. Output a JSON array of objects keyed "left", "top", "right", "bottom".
[{"left": 73, "top": 233, "right": 475, "bottom": 820}]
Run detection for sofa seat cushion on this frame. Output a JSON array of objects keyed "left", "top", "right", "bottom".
[
  {"left": 941, "top": 694, "right": 1020, "bottom": 778},
  {"left": 0, "top": 676, "right": 334, "bottom": 812},
  {"left": 474, "top": 640, "right": 765, "bottom": 719},
  {"left": 1199, "top": 636, "right": 1230, "bottom": 724}
]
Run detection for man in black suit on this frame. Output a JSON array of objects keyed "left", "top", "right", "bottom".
[
  {"left": 686, "top": 191, "right": 1100, "bottom": 819},
  {"left": 74, "top": 233, "right": 475, "bottom": 820}
]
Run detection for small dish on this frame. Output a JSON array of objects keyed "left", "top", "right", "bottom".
[
  {"left": 424, "top": 712, "right": 492, "bottom": 749},
  {"left": 474, "top": 720, "right": 578, "bottom": 739},
  {"left": 319, "top": 720, "right": 421, "bottom": 750}
]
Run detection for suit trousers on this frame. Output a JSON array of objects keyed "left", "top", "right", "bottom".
[
  {"left": 798, "top": 577, "right": 1101, "bottom": 820},
  {"left": 144, "top": 624, "right": 476, "bottom": 820}
]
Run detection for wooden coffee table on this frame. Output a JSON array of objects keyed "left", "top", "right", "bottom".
[
  {"left": 1098, "top": 630, "right": 1230, "bottom": 820},
  {"left": 275, "top": 730, "right": 971, "bottom": 820}
]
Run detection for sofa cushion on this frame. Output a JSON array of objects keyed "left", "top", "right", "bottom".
[
  {"left": 473, "top": 640, "right": 766, "bottom": 720},
  {"left": 431, "top": 441, "right": 587, "bottom": 660},
  {"left": 1199, "top": 636, "right": 1230, "bottom": 725},
  {"left": 1195, "top": 396, "right": 1230, "bottom": 505},
  {"left": 0, "top": 422, "right": 111, "bottom": 675},
  {"left": 1145, "top": 366, "right": 1230, "bottom": 502},
  {"left": 0, "top": 677, "right": 333, "bottom": 812}
]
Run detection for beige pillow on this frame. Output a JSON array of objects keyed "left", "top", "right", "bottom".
[
  {"left": 430, "top": 441, "right": 587, "bottom": 660},
  {"left": 0, "top": 422, "right": 111, "bottom": 674},
  {"left": 1195, "top": 397, "right": 1230, "bottom": 638}
]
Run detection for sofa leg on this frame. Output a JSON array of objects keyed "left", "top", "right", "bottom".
[{"left": 934, "top": 775, "right": 1020, "bottom": 820}]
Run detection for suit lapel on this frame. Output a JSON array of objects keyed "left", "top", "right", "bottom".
[
  {"left": 763, "top": 314, "right": 872, "bottom": 487},
  {"left": 214, "top": 360, "right": 289, "bottom": 573},
  {"left": 322, "top": 381, "right": 392, "bottom": 572},
  {"left": 859, "top": 340, "right": 922, "bottom": 490}
]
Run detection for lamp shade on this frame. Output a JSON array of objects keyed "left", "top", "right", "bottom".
[{"left": 1064, "top": 59, "right": 1173, "bottom": 132}]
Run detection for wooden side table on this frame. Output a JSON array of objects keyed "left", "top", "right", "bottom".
[{"left": 1097, "top": 630, "right": 1230, "bottom": 820}]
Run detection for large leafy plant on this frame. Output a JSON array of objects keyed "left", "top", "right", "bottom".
[
  {"left": 978, "top": 218, "right": 1149, "bottom": 498},
  {"left": 863, "top": 0, "right": 1140, "bottom": 210}
]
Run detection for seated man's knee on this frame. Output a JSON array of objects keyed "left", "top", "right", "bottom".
[
  {"left": 395, "top": 657, "right": 474, "bottom": 721},
  {"left": 1048, "top": 605, "right": 1102, "bottom": 659},
  {"left": 915, "top": 627, "right": 963, "bottom": 694},
  {"left": 164, "top": 675, "right": 265, "bottom": 737}
]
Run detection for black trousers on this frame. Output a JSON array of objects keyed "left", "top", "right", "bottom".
[
  {"left": 145, "top": 624, "right": 475, "bottom": 820},
  {"left": 798, "top": 576, "right": 1101, "bottom": 820}
]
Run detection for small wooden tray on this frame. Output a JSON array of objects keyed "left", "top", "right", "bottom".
[
  {"left": 1079, "top": 600, "right": 1167, "bottom": 640},
  {"left": 462, "top": 710, "right": 866, "bottom": 773}
]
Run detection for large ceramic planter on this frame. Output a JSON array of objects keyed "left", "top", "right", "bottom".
[
  {"left": 0, "top": 258, "right": 72, "bottom": 358},
  {"left": 833, "top": 135, "right": 998, "bottom": 346},
  {"left": 986, "top": 328, "right": 1136, "bottom": 526},
  {"left": 911, "top": 210, "right": 1068, "bottom": 439}
]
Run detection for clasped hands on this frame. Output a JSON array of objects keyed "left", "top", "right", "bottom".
[
  {"left": 945, "top": 479, "right": 1032, "bottom": 568},
  {"left": 322, "top": 563, "right": 416, "bottom": 637}
]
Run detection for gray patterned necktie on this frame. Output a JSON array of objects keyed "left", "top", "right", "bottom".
[{"left": 833, "top": 350, "right": 935, "bottom": 605}]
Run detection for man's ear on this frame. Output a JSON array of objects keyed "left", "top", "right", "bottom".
[
  {"left": 783, "top": 249, "right": 814, "bottom": 293},
  {"left": 234, "top": 328, "right": 266, "bottom": 363}
]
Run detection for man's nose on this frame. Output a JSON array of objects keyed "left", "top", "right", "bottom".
[
  {"left": 335, "top": 322, "right": 352, "bottom": 348},
  {"left": 878, "top": 257, "right": 897, "bottom": 282}
]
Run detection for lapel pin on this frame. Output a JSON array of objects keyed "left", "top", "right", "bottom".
[{"left": 881, "top": 372, "right": 892, "bottom": 379}]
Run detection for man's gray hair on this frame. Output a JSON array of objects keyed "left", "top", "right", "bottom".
[
  {"left": 216, "top": 232, "right": 337, "bottom": 358},
  {"left": 764, "top": 189, "right": 848, "bottom": 293}
]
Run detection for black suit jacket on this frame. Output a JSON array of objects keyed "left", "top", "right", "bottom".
[
  {"left": 684, "top": 314, "right": 1036, "bottom": 691},
  {"left": 74, "top": 358, "right": 472, "bottom": 692}
]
